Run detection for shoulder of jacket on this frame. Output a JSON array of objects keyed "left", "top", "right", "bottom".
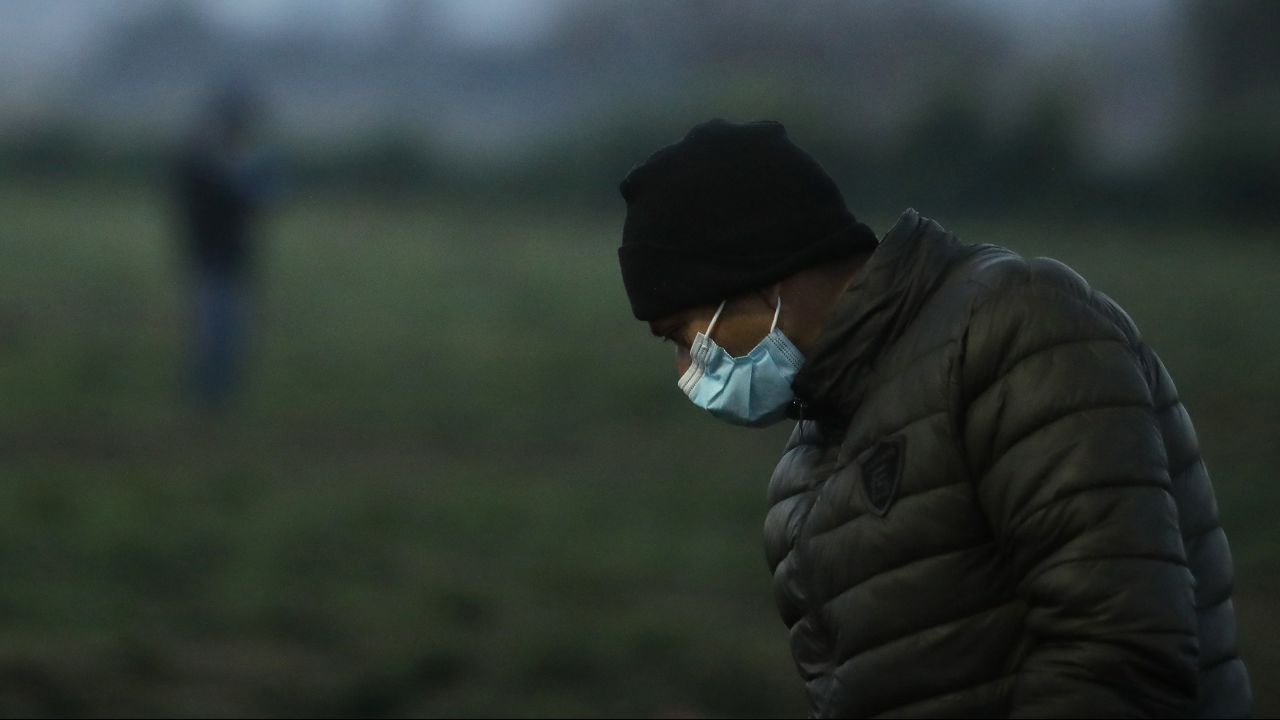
[
  {"left": 966, "top": 250, "right": 1089, "bottom": 299},
  {"left": 964, "top": 251, "right": 1143, "bottom": 349}
]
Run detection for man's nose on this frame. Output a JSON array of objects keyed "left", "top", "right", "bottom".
[{"left": 675, "top": 347, "right": 691, "bottom": 377}]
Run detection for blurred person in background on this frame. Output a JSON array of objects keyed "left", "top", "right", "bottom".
[
  {"left": 172, "top": 81, "right": 277, "bottom": 413},
  {"left": 618, "top": 120, "right": 1251, "bottom": 718}
]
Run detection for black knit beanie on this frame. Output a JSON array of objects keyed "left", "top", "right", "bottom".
[{"left": 618, "top": 119, "right": 879, "bottom": 321}]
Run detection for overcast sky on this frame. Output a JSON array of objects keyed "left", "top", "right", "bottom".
[
  {"left": 0, "top": 0, "right": 1180, "bottom": 139},
  {"left": 0, "top": 0, "right": 1175, "bottom": 70}
]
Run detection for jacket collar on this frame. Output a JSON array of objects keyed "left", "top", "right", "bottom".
[{"left": 790, "top": 208, "right": 976, "bottom": 425}]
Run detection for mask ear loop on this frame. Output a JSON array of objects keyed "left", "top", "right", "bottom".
[
  {"left": 704, "top": 300, "right": 728, "bottom": 340},
  {"left": 769, "top": 295, "right": 783, "bottom": 332}
]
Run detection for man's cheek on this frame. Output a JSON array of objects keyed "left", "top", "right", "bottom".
[{"left": 676, "top": 347, "right": 691, "bottom": 376}]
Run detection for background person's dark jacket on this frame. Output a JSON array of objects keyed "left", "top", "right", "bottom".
[
  {"left": 765, "top": 210, "right": 1252, "bottom": 718},
  {"left": 174, "top": 142, "right": 271, "bottom": 277}
]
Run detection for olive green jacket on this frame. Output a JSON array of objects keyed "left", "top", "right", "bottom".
[{"left": 765, "top": 210, "right": 1251, "bottom": 717}]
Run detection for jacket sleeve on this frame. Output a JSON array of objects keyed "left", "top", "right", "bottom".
[{"left": 959, "top": 260, "right": 1199, "bottom": 718}]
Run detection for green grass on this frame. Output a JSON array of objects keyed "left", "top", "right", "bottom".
[{"left": 0, "top": 181, "right": 1275, "bottom": 716}]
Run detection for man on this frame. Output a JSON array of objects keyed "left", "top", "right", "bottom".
[
  {"left": 173, "top": 82, "right": 277, "bottom": 411},
  {"left": 617, "top": 119, "right": 1251, "bottom": 718}
]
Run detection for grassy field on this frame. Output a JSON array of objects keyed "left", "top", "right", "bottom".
[{"left": 0, "top": 179, "right": 1275, "bottom": 717}]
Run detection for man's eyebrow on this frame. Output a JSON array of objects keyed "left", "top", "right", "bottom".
[{"left": 650, "top": 319, "right": 680, "bottom": 338}]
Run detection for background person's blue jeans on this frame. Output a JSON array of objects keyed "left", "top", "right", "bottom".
[{"left": 188, "top": 270, "right": 249, "bottom": 411}]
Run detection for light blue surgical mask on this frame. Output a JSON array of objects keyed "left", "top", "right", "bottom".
[{"left": 677, "top": 296, "right": 805, "bottom": 427}]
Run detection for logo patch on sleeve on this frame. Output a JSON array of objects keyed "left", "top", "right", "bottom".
[{"left": 859, "top": 437, "right": 904, "bottom": 517}]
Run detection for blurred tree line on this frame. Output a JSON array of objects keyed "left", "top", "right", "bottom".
[{"left": 0, "top": 0, "right": 1276, "bottom": 223}]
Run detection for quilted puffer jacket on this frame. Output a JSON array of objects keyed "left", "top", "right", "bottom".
[{"left": 764, "top": 210, "right": 1252, "bottom": 718}]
